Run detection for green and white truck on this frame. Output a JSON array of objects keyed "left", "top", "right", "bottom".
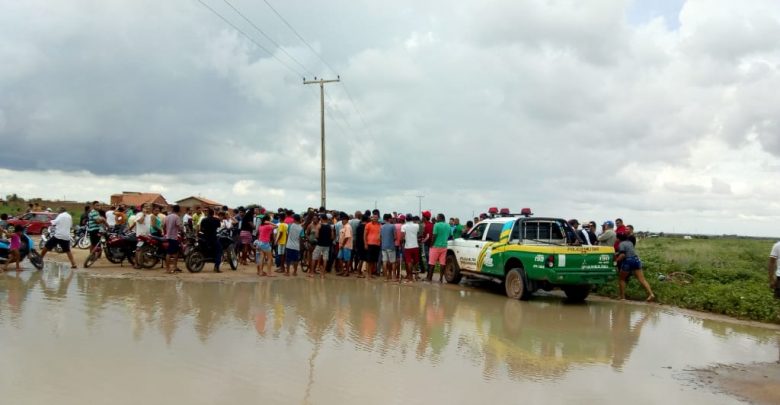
[{"left": 444, "top": 214, "right": 616, "bottom": 301}]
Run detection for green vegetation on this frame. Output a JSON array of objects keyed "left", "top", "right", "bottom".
[
  {"left": 1, "top": 197, "right": 84, "bottom": 224},
  {"left": 594, "top": 237, "right": 780, "bottom": 323}
]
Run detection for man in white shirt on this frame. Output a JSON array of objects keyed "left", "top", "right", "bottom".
[
  {"left": 130, "top": 205, "right": 153, "bottom": 269},
  {"left": 105, "top": 206, "right": 117, "bottom": 229},
  {"left": 40, "top": 207, "right": 77, "bottom": 268},
  {"left": 768, "top": 241, "right": 780, "bottom": 299},
  {"left": 401, "top": 216, "right": 420, "bottom": 282},
  {"left": 131, "top": 205, "right": 152, "bottom": 237}
]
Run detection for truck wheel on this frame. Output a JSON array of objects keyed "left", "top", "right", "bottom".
[
  {"left": 563, "top": 285, "right": 591, "bottom": 302},
  {"left": 444, "top": 254, "right": 462, "bottom": 284},
  {"left": 505, "top": 268, "right": 531, "bottom": 300}
]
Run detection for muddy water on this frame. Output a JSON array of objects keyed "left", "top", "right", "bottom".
[{"left": 1, "top": 267, "right": 777, "bottom": 405}]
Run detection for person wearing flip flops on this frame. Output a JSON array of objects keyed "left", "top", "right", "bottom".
[
  {"left": 40, "top": 207, "right": 78, "bottom": 269},
  {"left": 164, "top": 205, "right": 183, "bottom": 274}
]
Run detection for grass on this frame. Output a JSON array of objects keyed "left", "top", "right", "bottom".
[
  {"left": 1, "top": 201, "right": 83, "bottom": 225},
  {"left": 594, "top": 237, "right": 780, "bottom": 323}
]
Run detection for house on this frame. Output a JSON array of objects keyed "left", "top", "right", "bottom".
[
  {"left": 110, "top": 192, "right": 168, "bottom": 208},
  {"left": 175, "top": 196, "right": 224, "bottom": 210}
]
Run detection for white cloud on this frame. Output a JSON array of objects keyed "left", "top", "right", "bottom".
[
  {"left": 232, "top": 180, "right": 255, "bottom": 196},
  {"left": 1, "top": 0, "right": 780, "bottom": 236}
]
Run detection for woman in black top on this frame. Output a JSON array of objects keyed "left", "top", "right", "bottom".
[{"left": 239, "top": 214, "right": 255, "bottom": 265}]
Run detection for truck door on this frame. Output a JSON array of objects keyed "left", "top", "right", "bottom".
[{"left": 457, "top": 222, "right": 488, "bottom": 271}]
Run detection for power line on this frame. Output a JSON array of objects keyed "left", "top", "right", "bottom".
[
  {"left": 261, "top": 0, "right": 339, "bottom": 75},
  {"left": 221, "top": 0, "right": 316, "bottom": 77},
  {"left": 260, "top": 1, "right": 376, "bottom": 138},
  {"left": 195, "top": 0, "right": 305, "bottom": 77},
  {"left": 324, "top": 92, "right": 353, "bottom": 131},
  {"left": 340, "top": 81, "right": 374, "bottom": 136}
]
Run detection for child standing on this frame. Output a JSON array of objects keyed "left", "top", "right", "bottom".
[{"left": 3, "top": 226, "right": 23, "bottom": 272}]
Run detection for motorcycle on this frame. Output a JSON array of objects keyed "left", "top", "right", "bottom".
[
  {"left": 185, "top": 228, "right": 238, "bottom": 273},
  {"left": 83, "top": 230, "right": 138, "bottom": 268},
  {"left": 74, "top": 226, "right": 90, "bottom": 249},
  {"left": 39, "top": 225, "right": 77, "bottom": 253},
  {"left": 104, "top": 230, "right": 138, "bottom": 266},
  {"left": 135, "top": 234, "right": 186, "bottom": 269},
  {"left": 0, "top": 226, "right": 44, "bottom": 270}
]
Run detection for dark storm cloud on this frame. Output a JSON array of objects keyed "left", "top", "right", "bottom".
[{"left": 3, "top": 0, "right": 780, "bottom": 236}]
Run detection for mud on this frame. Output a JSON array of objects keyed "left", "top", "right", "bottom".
[{"left": 0, "top": 253, "right": 778, "bottom": 404}]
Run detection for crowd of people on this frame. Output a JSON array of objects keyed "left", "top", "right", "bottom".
[{"left": 3, "top": 202, "right": 654, "bottom": 301}]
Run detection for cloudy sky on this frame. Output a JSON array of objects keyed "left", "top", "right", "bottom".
[{"left": 1, "top": 0, "right": 779, "bottom": 236}]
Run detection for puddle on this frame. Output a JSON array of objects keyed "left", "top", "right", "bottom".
[{"left": 1, "top": 268, "right": 777, "bottom": 404}]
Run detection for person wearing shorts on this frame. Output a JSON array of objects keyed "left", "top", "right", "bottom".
[
  {"left": 285, "top": 214, "right": 303, "bottom": 276},
  {"left": 163, "top": 205, "right": 183, "bottom": 274},
  {"left": 616, "top": 232, "right": 654, "bottom": 301},
  {"left": 429, "top": 213, "right": 451, "bottom": 282},
  {"left": 310, "top": 214, "right": 333, "bottom": 278},
  {"left": 274, "top": 213, "right": 288, "bottom": 273},
  {"left": 255, "top": 218, "right": 276, "bottom": 277},
  {"left": 381, "top": 214, "right": 398, "bottom": 281},
  {"left": 40, "top": 207, "right": 78, "bottom": 269},
  {"left": 336, "top": 212, "right": 353, "bottom": 276},
  {"left": 401, "top": 216, "right": 419, "bottom": 282},
  {"left": 362, "top": 214, "right": 381, "bottom": 278}
]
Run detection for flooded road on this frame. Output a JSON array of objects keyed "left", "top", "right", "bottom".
[{"left": 1, "top": 266, "right": 777, "bottom": 405}]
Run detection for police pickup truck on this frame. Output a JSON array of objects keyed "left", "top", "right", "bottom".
[{"left": 444, "top": 210, "right": 615, "bottom": 301}]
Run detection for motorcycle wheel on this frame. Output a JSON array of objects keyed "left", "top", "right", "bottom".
[
  {"left": 186, "top": 251, "right": 205, "bottom": 273},
  {"left": 28, "top": 250, "right": 44, "bottom": 270},
  {"left": 226, "top": 244, "right": 238, "bottom": 270},
  {"left": 106, "top": 247, "right": 124, "bottom": 264},
  {"left": 138, "top": 245, "right": 159, "bottom": 269},
  {"left": 77, "top": 235, "right": 91, "bottom": 249},
  {"left": 84, "top": 250, "right": 99, "bottom": 268}
]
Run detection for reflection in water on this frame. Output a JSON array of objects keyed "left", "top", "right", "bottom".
[
  {"left": 0, "top": 268, "right": 682, "bottom": 382},
  {"left": 1, "top": 268, "right": 778, "bottom": 405}
]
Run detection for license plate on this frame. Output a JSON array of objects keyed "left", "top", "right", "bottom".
[{"left": 136, "top": 242, "right": 144, "bottom": 247}]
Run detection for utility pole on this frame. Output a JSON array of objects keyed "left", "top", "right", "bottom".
[
  {"left": 303, "top": 76, "right": 340, "bottom": 208},
  {"left": 416, "top": 195, "right": 424, "bottom": 215}
]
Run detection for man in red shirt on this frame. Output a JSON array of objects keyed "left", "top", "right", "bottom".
[{"left": 419, "top": 211, "right": 434, "bottom": 276}]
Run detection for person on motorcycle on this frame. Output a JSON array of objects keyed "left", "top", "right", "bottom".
[
  {"left": 0, "top": 213, "right": 8, "bottom": 239},
  {"left": 86, "top": 201, "right": 106, "bottom": 254},
  {"left": 114, "top": 206, "right": 127, "bottom": 232},
  {"left": 200, "top": 208, "right": 223, "bottom": 273},
  {"left": 40, "top": 207, "right": 78, "bottom": 269},
  {"left": 130, "top": 204, "right": 153, "bottom": 269}
]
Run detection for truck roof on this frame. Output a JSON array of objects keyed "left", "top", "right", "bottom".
[{"left": 478, "top": 216, "right": 565, "bottom": 225}]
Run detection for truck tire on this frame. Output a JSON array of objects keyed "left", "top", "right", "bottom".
[
  {"left": 444, "top": 254, "right": 462, "bottom": 284},
  {"left": 505, "top": 267, "right": 532, "bottom": 300},
  {"left": 563, "top": 285, "right": 591, "bottom": 302}
]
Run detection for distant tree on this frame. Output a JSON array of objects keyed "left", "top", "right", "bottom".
[{"left": 6, "top": 193, "right": 23, "bottom": 203}]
